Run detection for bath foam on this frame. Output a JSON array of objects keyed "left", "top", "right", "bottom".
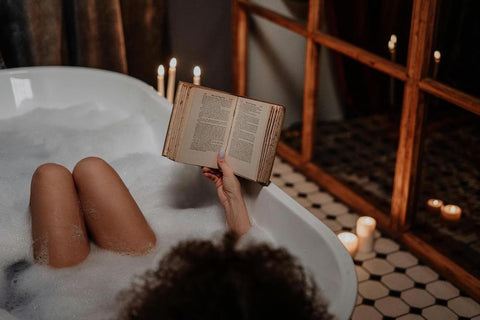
[{"left": 0, "top": 103, "right": 270, "bottom": 320}]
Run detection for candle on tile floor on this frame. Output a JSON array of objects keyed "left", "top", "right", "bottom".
[
  {"left": 166, "top": 58, "right": 177, "bottom": 103},
  {"left": 193, "top": 66, "right": 201, "bottom": 85},
  {"left": 441, "top": 204, "right": 462, "bottom": 222},
  {"left": 337, "top": 232, "right": 358, "bottom": 256},
  {"left": 427, "top": 198, "right": 443, "bottom": 214},
  {"left": 356, "top": 216, "right": 376, "bottom": 253},
  {"left": 157, "top": 65, "right": 165, "bottom": 96}
]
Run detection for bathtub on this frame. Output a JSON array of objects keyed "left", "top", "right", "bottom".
[{"left": 0, "top": 67, "right": 356, "bottom": 319}]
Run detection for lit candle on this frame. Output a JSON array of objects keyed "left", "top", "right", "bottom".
[
  {"left": 427, "top": 199, "right": 443, "bottom": 214},
  {"left": 337, "top": 232, "right": 359, "bottom": 256},
  {"left": 388, "top": 41, "right": 396, "bottom": 58},
  {"left": 157, "top": 65, "right": 165, "bottom": 96},
  {"left": 441, "top": 204, "right": 462, "bottom": 222},
  {"left": 193, "top": 66, "right": 201, "bottom": 85},
  {"left": 166, "top": 58, "right": 177, "bottom": 103},
  {"left": 433, "top": 50, "right": 441, "bottom": 79},
  {"left": 388, "top": 39, "right": 396, "bottom": 108},
  {"left": 356, "top": 216, "right": 376, "bottom": 253}
]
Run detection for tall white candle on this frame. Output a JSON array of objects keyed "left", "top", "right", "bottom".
[
  {"left": 356, "top": 216, "right": 376, "bottom": 253},
  {"left": 193, "top": 66, "right": 201, "bottom": 85},
  {"left": 157, "top": 65, "right": 165, "bottom": 96},
  {"left": 433, "top": 50, "right": 441, "bottom": 79},
  {"left": 166, "top": 58, "right": 177, "bottom": 103},
  {"left": 337, "top": 232, "right": 359, "bottom": 256}
]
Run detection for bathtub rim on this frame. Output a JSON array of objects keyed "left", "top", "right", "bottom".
[{"left": 0, "top": 66, "right": 357, "bottom": 319}]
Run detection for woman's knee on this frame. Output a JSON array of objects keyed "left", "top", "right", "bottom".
[
  {"left": 32, "top": 163, "right": 71, "bottom": 184},
  {"left": 73, "top": 157, "right": 109, "bottom": 182}
]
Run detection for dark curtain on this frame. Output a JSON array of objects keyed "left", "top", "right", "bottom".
[
  {"left": 0, "top": 0, "right": 169, "bottom": 86},
  {"left": 325, "top": 0, "right": 412, "bottom": 119},
  {"left": 434, "top": 0, "right": 480, "bottom": 98}
]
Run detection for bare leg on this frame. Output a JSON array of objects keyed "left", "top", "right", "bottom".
[
  {"left": 72, "top": 157, "right": 156, "bottom": 255},
  {"left": 30, "top": 163, "right": 90, "bottom": 268}
]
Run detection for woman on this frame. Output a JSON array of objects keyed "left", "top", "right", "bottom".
[{"left": 29, "top": 152, "right": 332, "bottom": 319}]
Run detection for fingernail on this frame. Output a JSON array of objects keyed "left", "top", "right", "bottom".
[{"left": 219, "top": 150, "right": 225, "bottom": 158}]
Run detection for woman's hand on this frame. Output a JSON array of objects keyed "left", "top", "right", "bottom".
[{"left": 202, "top": 151, "right": 251, "bottom": 236}]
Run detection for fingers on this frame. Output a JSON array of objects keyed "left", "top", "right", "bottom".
[
  {"left": 217, "top": 151, "right": 234, "bottom": 176},
  {"left": 202, "top": 167, "right": 222, "bottom": 178}
]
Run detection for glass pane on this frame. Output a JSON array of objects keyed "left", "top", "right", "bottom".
[
  {"left": 322, "top": 0, "right": 413, "bottom": 66},
  {"left": 414, "top": 96, "right": 480, "bottom": 278},
  {"left": 283, "top": 48, "right": 404, "bottom": 213},
  {"left": 249, "top": 0, "right": 308, "bottom": 23},
  {"left": 248, "top": 16, "right": 306, "bottom": 152},
  {"left": 430, "top": 0, "right": 480, "bottom": 97}
]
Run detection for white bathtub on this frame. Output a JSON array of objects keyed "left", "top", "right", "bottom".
[{"left": 0, "top": 67, "right": 356, "bottom": 319}]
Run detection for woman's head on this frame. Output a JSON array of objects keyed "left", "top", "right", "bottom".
[{"left": 117, "top": 232, "right": 332, "bottom": 320}]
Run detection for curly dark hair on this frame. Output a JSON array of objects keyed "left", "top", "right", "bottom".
[{"left": 117, "top": 232, "right": 332, "bottom": 320}]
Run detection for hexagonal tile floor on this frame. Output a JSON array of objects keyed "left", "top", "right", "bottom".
[{"left": 272, "top": 157, "right": 480, "bottom": 320}]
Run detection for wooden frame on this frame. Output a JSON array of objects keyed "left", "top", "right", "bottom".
[{"left": 232, "top": 0, "right": 480, "bottom": 300}]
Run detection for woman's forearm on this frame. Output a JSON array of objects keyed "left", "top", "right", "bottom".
[{"left": 224, "top": 197, "right": 251, "bottom": 237}]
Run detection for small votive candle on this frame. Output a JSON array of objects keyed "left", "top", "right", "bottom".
[
  {"left": 426, "top": 199, "right": 443, "bottom": 214},
  {"left": 193, "top": 66, "right": 201, "bottom": 85},
  {"left": 441, "top": 204, "right": 462, "bottom": 222},
  {"left": 337, "top": 232, "right": 359, "bottom": 256},
  {"left": 356, "top": 216, "right": 376, "bottom": 253},
  {"left": 157, "top": 65, "right": 165, "bottom": 96}
]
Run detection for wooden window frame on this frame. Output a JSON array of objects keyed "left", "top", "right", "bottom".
[{"left": 233, "top": 0, "right": 480, "bottom": 300}]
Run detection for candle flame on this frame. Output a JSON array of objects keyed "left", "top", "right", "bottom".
[
  {"left": 193, "top": 66, "right": 201, "bottom": 77},
  {"left": 390, "top": 34, "right": 397, "bottom": 44},
  {"left": 157, "top": 65, "right": 164, "bottom": 76},
  {"left": 170, "top": 58, "right": 177, "bottom": 68},
  {"left": 432, "top": 200, "right": 439, "bottom": 205},
  {"left": 338, "top": 232, "right": 356, "bottom": 243},
  {"left": 434, "top": 50, "right": 441, "bottom": 62}
]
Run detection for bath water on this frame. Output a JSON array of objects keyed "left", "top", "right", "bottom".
[{"left": 0, "top": 103, "right": 265, "bottom": 319}]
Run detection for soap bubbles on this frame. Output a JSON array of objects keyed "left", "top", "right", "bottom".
[{"left": 0, "top": 102, "right": 242, "bottom": 319}]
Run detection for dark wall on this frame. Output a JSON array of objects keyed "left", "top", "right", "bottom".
[{"left": 166, "top": 0, "right": 232, "bottom": 92}]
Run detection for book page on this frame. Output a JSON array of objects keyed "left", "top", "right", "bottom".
[
  {"left": 226, "top": 98, "right": 271, "bottom": 180},
  {"left": 176, "top": 87, "right": 237, "bottom": 168}
]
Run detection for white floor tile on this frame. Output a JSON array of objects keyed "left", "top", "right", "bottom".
[
  {"left": 422, "top": 305, "right": 458, "bottom": 320},
  {"left": 426, "top": 280, "right": 460, "bottom": 300},
  {"left": 387, "top": 251, "right": 418, "bottom": 268},
  {"left": 406, "top": 265, "right": 438, "bottom": 284},
  {"left": 401, "top": 288, "right": 436, "bottom": 308},
  {"left": 448, "top": 296, "right": 480, "bottom": 318},
  {"left": 374, "top": 237, "right": 400, "bottom": 254},
  {"left": 322, "top": 202, "right": 349, "bottom": 216},
  {"left": 375, "top": 296, "right": 410, "bottom": 317},
  {"left": 351, "top": 305, "right": 383, "bottom": 320},
  {"left": 363, "top": 258, "right": 395, "bottom": 276},
  {"left": 358, "top": 280, "right": 389, "bottom": 300},
  {"left": 381, "top": 273, "right": 414, "bottom": 291}
]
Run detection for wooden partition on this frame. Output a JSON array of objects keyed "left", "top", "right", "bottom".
[{"left": 232, "top": 0, "right": 480, "bottom": 300}]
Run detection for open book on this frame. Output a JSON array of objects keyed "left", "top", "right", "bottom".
[{"left": 162, "top": 82, "right": 285, "bottom": 185}]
